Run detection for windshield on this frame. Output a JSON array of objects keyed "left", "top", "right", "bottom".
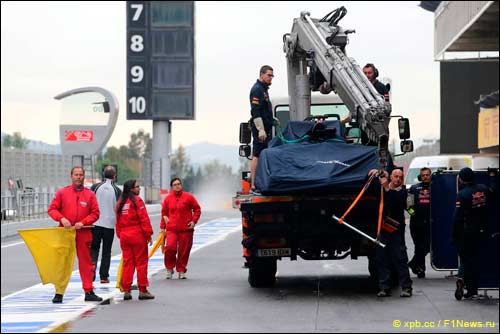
[
  {"left": 405, "top": 167, "right": 447, "bottom": 186},
  {"left": 275, "top": 103, "right": 349, "bottom": 126}
]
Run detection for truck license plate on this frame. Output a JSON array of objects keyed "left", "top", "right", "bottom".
[{"left": 257, "top": 248, "right": 291, "bottom": 257}]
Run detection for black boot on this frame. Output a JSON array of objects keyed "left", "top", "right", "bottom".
[
  {"left": 52, "top": 294, "right": 63, "bottom": 303},
  {"left": 84, "top": 291, "right": 103, "bottom": 302}
]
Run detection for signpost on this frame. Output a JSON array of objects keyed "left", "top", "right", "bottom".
[
  {"left": 54, "top": 87, "right": 119, "bottom": 185},
  {"left": 126, "top": 1, "right": 195, "bottom": 200}
]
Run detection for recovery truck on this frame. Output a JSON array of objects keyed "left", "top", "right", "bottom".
[{"left": 234, "top": 8, "right": 414, "bottom": 287}]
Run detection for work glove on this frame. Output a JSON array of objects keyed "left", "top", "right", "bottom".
[{"left": 253, "top": 117, "right": 267, "bottom": 142}]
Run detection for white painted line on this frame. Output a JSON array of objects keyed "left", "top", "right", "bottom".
[
  {"left": 1, "top": 241, "right": 25, "bottom": 249},
  {"left": 1, "top": 216, "right": 241, "bottom": 333}
]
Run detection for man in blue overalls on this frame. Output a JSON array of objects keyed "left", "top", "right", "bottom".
[{"left": 249, "top": 65, "right": 274, "bottom": 193}]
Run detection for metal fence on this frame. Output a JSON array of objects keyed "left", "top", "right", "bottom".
[
  {"left": 1, "top": 187, "right": 56, "bottom": 222},
  {"left": 1, "top": 148, "right": 73, "bottom": 193},
  {"left": 1, "top": 148, "right": 73, "bottom": 222}
]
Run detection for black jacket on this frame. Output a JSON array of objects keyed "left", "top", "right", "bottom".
[
  {"left": 452, "top": 183, "right": 488, "bottom": 247},
  {"left": 408, "top": 182, "right": 431, "bottom": 225}
]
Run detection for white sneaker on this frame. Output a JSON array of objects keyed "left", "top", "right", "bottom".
[
  {"left": 178, "top": 272, "right": 187, "bottom": 279},
  {"left": 166, "top": 269, "right": 174, "bottom": 279}
]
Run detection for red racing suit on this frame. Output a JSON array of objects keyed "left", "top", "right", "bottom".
[
  {"left": 160, "top": 190, "right": 201, "bottom": 273},
  {"left": 116, "top": 196, "right": 153, "bottom": 293},
  {"left": 48, "top": 185, "right": 100, "bottom": 293}
]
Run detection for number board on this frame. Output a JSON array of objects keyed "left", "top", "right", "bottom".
[{"left": 127, "top": 1, "right": 195, "bottom": 120}]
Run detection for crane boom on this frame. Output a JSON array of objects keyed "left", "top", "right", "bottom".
[{"left": 283, "top": 9, "right": 391, "bottom": 169}]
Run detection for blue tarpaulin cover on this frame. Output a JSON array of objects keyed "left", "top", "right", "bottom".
[{"left": 255, "top": 121, "right": 387, "bottom": 195}]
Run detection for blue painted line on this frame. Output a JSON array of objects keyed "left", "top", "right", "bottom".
[
  {"left": 1, "top": 321, "right": 52, "bottom": 333},
  {"left": 1, "top": 217, "right": 240, "bottom": 333}
]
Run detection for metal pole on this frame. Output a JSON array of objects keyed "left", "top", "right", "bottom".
[
  {"left": 332, "top": 215, "right": 385, "bottom": 248},
  {"left": 152, "top": 120, "right": 171, "bottom": 203}
]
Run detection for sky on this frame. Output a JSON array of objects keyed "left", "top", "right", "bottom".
[{"left": 1, "top": 1, "right": 441, "bottom": 150}]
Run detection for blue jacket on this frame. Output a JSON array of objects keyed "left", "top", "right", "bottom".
[{"left": 250, "top": 80, "right": 273, "bottom": 132}]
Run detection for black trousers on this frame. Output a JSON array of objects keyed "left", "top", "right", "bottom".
[
  {"left": 458, "top": 237, "right": 481, "bottom": 294},
  {"left": 409, "top": 221, "right": 430, "bottom": 272},
  {"left": 376, "top": 230, "right": 413, "bottom": 290},
  {"left": 90, "top": 226, "right": 115, "bottom": 280}
]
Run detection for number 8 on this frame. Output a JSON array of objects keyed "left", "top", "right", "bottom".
[{"left": 130, "top": 35, "right": 144, "bottom": 52}]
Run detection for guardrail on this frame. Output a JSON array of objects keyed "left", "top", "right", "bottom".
[{"left": 1, "top": 189, "right": 55, "bottom": 222}]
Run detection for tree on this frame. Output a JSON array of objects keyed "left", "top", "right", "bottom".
[
  {"left": 128, "top": 129, "right": 152, "bottom": 159},
  {"left": 95, "top": 159, "right": 137, "bottom": 184},
  {"left": 2, "top": 132, "right": 29, "bottom": 149},
  {"left": 170, "top": 145, "right": 190, "bottom": 179}
]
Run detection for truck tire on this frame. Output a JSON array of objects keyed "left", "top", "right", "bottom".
[{"left": 248, "top": 258, "right": 277, "bottom": 288}]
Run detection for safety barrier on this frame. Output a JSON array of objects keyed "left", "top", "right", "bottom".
[{"left": 1, "top": 188, "right": 55, "bottom": 222}]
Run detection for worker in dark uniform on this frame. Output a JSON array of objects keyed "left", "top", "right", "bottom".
[
  {"left": 407, "top": 167, "right": 432, "bottom": 278},
  {"left": 369, "top": 168, "right": 413, "bottom": 298},
  {"left": 356, "top": 63, "right": 390, "bottom": 144},
  {"left": 249, "top": 65, "right": 274, "bottom": 192},
  {"left": 363, "top": 63, "right": 389, "bottom": 98},
  {"left": 452, "top": 167, "right": 488, "bottom": 300}
]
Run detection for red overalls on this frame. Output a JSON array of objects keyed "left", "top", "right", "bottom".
[
  {"left": 116, "top": 196, "right": 153, "bottom": 293},
  {"left": 160, "top": 190, "right": 201, "bottom": 273},
  {"left": 48, "top": 185, "right": 100, "bottom": 293}
]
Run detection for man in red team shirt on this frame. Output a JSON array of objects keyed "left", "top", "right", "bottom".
[{"left": 48, "top": 166, "right": 102, "bottom": 303}]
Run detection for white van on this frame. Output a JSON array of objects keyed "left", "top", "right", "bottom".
[
  {"left": 405, "top": 155, "right": 472, "bottom": 188},
  {"left": 471, "top": 153, "right": 499, "bottom": 170}
]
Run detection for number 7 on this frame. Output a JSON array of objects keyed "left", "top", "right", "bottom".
[{"left": 131, "top": 4, "right": 143, "bottom": 21}]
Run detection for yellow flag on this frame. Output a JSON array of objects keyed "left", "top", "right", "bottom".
[
  {"left": 148, "top": 232, "right": 165, "bottom": 258},
  {"left": 18, "top": 227, "right": 76, "bottom": 295},
  {"left": 116, "top": 233, "right": 165, "bottom": 292}
]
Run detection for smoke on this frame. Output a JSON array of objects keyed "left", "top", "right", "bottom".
[{"left": 193, "top": 174, "right": 238, "bottom": 211}]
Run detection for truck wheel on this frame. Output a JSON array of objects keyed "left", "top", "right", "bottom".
[{"left": 248, "top": 258, "right": 277, "bottom": 288}]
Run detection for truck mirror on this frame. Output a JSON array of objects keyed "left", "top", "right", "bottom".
[
  {"left": 239, "top": 145, "right": 251, "bottom": 158},
  {"left": 240, "top": 122, "right": 251, "bottom": 144},
  {"left": 398, "top": 118, "right": 410, "bottom": 140},
  {"left": 400, "top": 140, "right": 414, "bottom": 153}
]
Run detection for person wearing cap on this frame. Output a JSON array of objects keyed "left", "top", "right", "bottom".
[{"left": 452, "top": 167, "right": 488, "bottom": 300}]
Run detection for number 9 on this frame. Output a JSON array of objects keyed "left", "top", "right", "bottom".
[{"left": 131, "top": 66, "right": 144, "bottom": 83}]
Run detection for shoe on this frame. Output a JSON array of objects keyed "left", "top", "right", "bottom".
[
  {"left": 455, "top": 278, "right": 464, "bottom": 300},
  {"left": 84, "top": 291, "right": 103, "bottom": 302},
  {"left": 123, "top": 292, "right": 132, "bottom": 300},
  {"left": 166, "top": 269, "right": 174, "bottom": 279},
  {"left": 100, "top": 278, "right": 110, "bottom": 284},
  {"left": 178, "top": 272, "right": 187, "bottom": 279},
  {"left": 409, "top": 263, "right": 425, "bottom": 278},
  {"left": 400, "top": 287, "right": 413, "bottom": 297},
  {"left": 408, "top": 262, "right": 419, "bottom": 276},
  {"left": 464, "top": 291, "right": 479, "bottom": 300},
  {"left": 377, "top": 289, "right": 391, "bottom": 297},
  {"left": 52, "top": 294, "right": 63, "bottom": 303},
  {"left": 138, "top": 290, "right": 155, "bottom": 300},
  {"left": 249, "top": 188, "right": 261, "bottom": 195}
]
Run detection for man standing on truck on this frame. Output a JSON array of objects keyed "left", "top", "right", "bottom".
[
  {"left": 369, "top": 168, "right": 413, "bottom": 298},
  {"left": 407, "top": 167, "right": 432, "bottom": 278},
  {"left": 249, "top": 65, "right": 274, "bottom": 193}
]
